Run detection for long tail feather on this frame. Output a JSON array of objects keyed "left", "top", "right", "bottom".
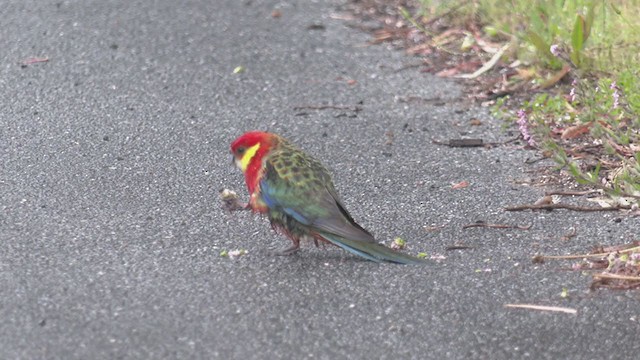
[{"left": 319, "top": 233, "right": 430, "bottom": 265}]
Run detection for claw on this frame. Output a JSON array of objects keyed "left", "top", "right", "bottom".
[
  {"left": 312, "top": 234, "right": 330, "bottom": 249},
  {"left": 276, "top": 245, "right": 300, "bottom": 256},
  {"left": 220, "top": 188, "right": 248, "bottom": 212},
  {"left": 312, "top": 237, "right": 328, "bottom": 249},
  {"left": 276, "top": 236, "right": 300, "bottom": 256}
]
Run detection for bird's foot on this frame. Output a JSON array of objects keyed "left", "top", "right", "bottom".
[
  {"left": 219, "top": 188, "right": 249, "bottom": 212},
  {"left": 312, "top": 236, "right": 329, "bottom": 249},
  {"left": 312, "top": 238, "right": 328, "bottom": 249},
  {"left": 276, "top": 245, "right": 300, "bottom": 256}
]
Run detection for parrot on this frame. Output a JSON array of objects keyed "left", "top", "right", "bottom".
[{"left": 229, "top": 131, "right": 428, "bottom": 265}]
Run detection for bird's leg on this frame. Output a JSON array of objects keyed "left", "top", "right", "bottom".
[
  {"left": 312, "top": 234, "right": 329, "bottom": 249},
  {"left": 277, "top": 237, "right": 301, "bottom": 256},
  {"left": 312, "top": 238, "right": 327, "bottom": 249}
]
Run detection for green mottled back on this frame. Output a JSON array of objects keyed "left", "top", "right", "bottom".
[{"left": 259, "top": 137, "right": 376, "bottom": 244}]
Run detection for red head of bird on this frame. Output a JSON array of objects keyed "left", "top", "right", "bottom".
[{"left": 230, "top": 131, "right": 279, "bottom": 194}]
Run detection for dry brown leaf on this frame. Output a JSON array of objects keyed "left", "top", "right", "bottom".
[
  {"left": 561, "top": 123, "right": 592, "bottom": 140},
  {"left": 539, "top": 65, "right": 571, "bottom": 89},
  {"left": 515, "top": 67, "right": 537, "bottom": 81}
]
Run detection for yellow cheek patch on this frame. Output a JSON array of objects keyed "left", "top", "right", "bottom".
[{"left": 240, "top": 143, "right": 261, "bottom": 171}]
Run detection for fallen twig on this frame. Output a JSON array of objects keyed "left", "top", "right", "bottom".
[
  {"left": 397, "top": 96, "right": 445, "bottom": 105},
  {"left": 524, "top": 156, "right": 549, "bottom": 164},
  {"left": 535, "top": 241, "right": 640, "bottom": 290},
  {"left": 424, "top": 225, "right": 446, "bottom": 232},
  {"left": 432, "top": 139, "right": 484, "bottom": 147},
  {"left": 591, "top": 272, "right": 640, "bottom": 290},
  {"left": 21, "top": 57, "right": 49, "bottom": 66},
  {"left": 446, "top": 245, "right": 474, "bottom": 250},
  {"left": 598, "top": 242, "right": 640, "bottom": 253},
  {"left": 591, "top": 183, "right": 640, "bottom": 200},
  {"left": 293, "top": 105, "right": 362, "bottom": 112},
  {"left": 433, "top": 136, "right": 521, "bottom": 148},
  {"left": 532, "top": 245, "right": 640, "bottom": 262},
  {"left": 504, "top": 304, "right": 577, "bottom": 315},
  {"left": 455, "top": 43, "right": 510, "bottom": 79},
  {"left": 505, "top": 203, "right": 631, "bottom": 212},
  {"left": 463, "top": 223, "right": 532, "bottom": 230},
  {"left": 545, "top": 190, "right": 600, "bottom": 196},
  {"left": 592, "top": 273, "right": 640, "bottom": 282}
]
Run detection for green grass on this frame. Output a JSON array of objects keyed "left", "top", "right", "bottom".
[
  {"left": 419, "top": 1, "right": 640, "bottom": 72},
  {"left": 416, "top": 0, "right": 640, "bottom": 204}
]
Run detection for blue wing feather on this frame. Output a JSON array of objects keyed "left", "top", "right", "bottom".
[{"left": 260, "top": 178, "right": 312, "bottom": 225}]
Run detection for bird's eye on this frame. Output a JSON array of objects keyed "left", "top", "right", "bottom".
[{"left": 237, "top": 147, "right": 245, "bottom": 155}]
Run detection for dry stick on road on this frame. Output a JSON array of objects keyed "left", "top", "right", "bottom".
[
  {"left": 532, "top": 245, "right": 640, "bottom": 262},
  {"left": 462, "top": 223, "right": 532, "bottom": 230},
  {"left": 505, "top": 203, "right": 632, "bottom": 212},
  {"left": 456, "top": 43, "right": 511, "bottom": 79},
  {"left": 545, "top": 190, "right": 600, "bottom": 196},
  {"left": 293, "top": 105, "right": 362, "bottom": 112},
  {"left": 593, "top": 273, "right": 640, "bottom": 282},
  {"left": 21, "top": 57, "right": 49, "bottom": 65},
  {"left": 504, "top": 304, "right": 577, "bottom": 315},
  {"left": 445, "top": 245, "right": 474, "bottom": 251},
  {"left": 432, "top": 139, "right": 484, "bottom": 147},
  {"left": 432, "top": 135, "right": 521, "bottom": 148},
  {"left": 550, "top": 181, "right": 640, "bottom": 200},
  {"left": 592, "top": 273, "right": 640, "bottom": 290}
]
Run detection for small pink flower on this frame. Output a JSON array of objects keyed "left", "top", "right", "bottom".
[
  {"left": 517, "top": 109, "right": 536, "bottom": 147},
  {"left": 610, "top": 81, "right": 620, "bottom": 109},
  {"left": 569, "top": 79, "right": 578, "bottom": 102},
  {"left": 550, "top": 44, "right": 560, "bottom": 57}
]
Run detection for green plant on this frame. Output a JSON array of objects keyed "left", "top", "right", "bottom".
[{"left": 413, "top": 1, "right": 640, "bottom": 202}]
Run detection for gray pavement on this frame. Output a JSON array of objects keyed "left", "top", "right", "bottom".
[{"left": 1, "top": 0, "right": 638, "bottom": 359}]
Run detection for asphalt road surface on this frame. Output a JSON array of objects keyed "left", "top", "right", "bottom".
[{"left": 2, "top": 0, "right": 638, "bottom": 359}]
